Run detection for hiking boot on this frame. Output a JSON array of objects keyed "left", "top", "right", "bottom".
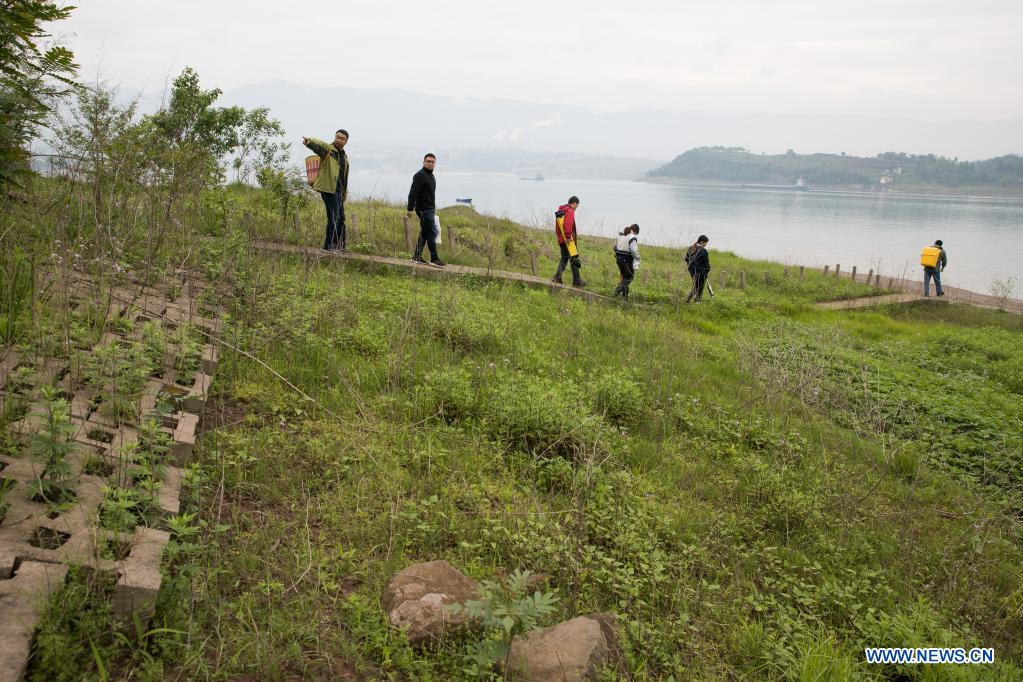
[
  {"left": 428, "top": 258, "right": 446, "bottom": 268},
  {"left": 936, "top": 292, "right": 945, "bottom": 297},
  {"left": 552, "top": 277, "right": 564, "bottom": 285},
  {"left": 411, "top": 255, "right": 427, "bottom": 264},
  {"left": 572, "top": 280, "right": 587, "bottom": 288}
]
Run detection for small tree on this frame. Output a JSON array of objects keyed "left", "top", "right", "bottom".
[
  {"left": 28, "top": 385, "right": 78, "bottom": 503},
  {"left": 450, "top": 569, "right": 559, "bottom": 673}
]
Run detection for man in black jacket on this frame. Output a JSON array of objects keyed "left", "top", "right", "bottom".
[
  {"left": 406, "top": 153, "right": 445, "bottom": 267},
  {"left": 685, "top": 235, "right": 711, "bottom": 304}
]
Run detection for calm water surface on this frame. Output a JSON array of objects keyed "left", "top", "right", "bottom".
[{"left": 350, "top": 171, "right": 1023, "bottom": 293}]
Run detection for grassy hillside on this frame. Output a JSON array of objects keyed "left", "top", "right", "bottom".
[{"left": 7, "top": 185, "right": 1022, "bottom": 680}]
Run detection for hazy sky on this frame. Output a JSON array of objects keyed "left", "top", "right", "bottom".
[{"left": 52, "top": 0, "right": 1023, "bottom": 121}]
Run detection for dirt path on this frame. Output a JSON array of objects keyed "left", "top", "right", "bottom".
[
  {"left": 254, "top": 240, "right": 1022, "bottom": 315},
  {"left": 815, "top": 289, "right": 1023, "bottom": 314},
  {"left": 251, "top": 240, "right": 623, "bottom": 304},
  {"left": 840, "top": 271, "right": 1023, "bottom": 313}
]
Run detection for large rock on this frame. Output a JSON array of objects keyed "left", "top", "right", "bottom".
[
  {"left": 381, "top": 560, "right": 481, "bottom": 644},
  {"left": 506, "top": 613, "right": 619, "bottom": 681}
]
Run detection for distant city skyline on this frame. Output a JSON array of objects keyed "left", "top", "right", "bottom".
[{"left": 52, "top": 0, "right": 1023, "bottom": 124}]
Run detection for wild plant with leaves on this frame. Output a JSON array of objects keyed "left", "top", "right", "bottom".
[
  {"left": 84, "top": 340, "right": 151, "bottom": 423},
  {"left": 99, "top": 484, "right": 139, "bottom": 533},
  {"left": 173, "top": 323, "right": 202, "bottom": 376},
  {"left": 28, "top": 385, "right": 78, "bottom": 504},
  {"left": 451, "top": 569, "right": 559, "bottom": 673}
]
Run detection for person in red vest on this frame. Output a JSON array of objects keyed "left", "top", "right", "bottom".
[{"left": 552, "top": 196, "right": 585, "bottom": 287}]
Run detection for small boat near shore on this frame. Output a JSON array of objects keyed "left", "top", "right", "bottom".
[{"left": 456, "top": 197, "right": 473, "bottom": 204}]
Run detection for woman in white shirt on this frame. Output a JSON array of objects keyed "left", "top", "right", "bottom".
[{"left": 612, "top": 224, "right": 640, "bottom": 301}]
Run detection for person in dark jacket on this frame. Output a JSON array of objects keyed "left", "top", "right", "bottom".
[
  {"left": 684, "top": 235, "right": 711, "bottom": 304},
  {"left": 923, "top": 239, "right": 948, "bottom": 297},
  {"left": 612, "top": 224, "right": 640, "bottom": 300},
  {"left": 303, "top": 130, "right": 350, "bottom": 251},
  {"left": 406, "top": 153, "right": 445, "bottom": 267},
  {"left": 552, "top": 196, "right": 585, "bottom": 287}
]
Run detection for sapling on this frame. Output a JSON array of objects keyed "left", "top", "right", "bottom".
[
  {"left": 28, "top": 386, "right": 78, "bottom": 504},
  {"left": 450, "top": 569, "right": 560, "bottom": 673},
  {"left": 173, "top": 323, "right": 202, "bottom": 376},
  {"left": 99, "top": 484, "right": 139, "bottom": 533}
]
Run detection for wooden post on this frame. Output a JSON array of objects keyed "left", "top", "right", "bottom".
[
  {"left": 349, "top": 213, "right": 359, "bottom": 244},
  {"left": 866, "top": 268, "right": 873, "bottom": 286},
  {"left": 888, "top": 276, "right": 895, "bottom": 289},
  {"left": 739, "top": 271, "right": 746, "bottom": 289},
  {"left": 529, "top": 250, "right": 538, "bottom": 276},
  {"left": 799, "top": 265, "right": 805, "bottom": 280},
  {"left": 402, "top": 214, "right": 413, "bottom": 252},
  {"left": 851, "top": 265, "right": 857, "bottom": 280},
  {"left": 447, "top": 224, "right": 455, "bottom": 256},
  {"left": 835, "top": 264, "right": 841, "bottom": 278},
  {"left": 783, "top": 267, "right": 790, "bottom": 278},
  {"left": 666, "top": 270, "right": 673, "bottom": 285},
  {"left": 875, "top": 273, "right": 882, "bottom": 287},
  {"left": 720, "top": 271, "right": 727, "bottom": 289},
  {"left": 763, "top": 271, "right": 771, "bottom": 285},
  {"left": 823, "top": 265, "right": 830, "bottom": 277}
]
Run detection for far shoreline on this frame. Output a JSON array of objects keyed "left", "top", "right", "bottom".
[{"left": 637, "top": 176, "right": 1023, "bottom": 202}]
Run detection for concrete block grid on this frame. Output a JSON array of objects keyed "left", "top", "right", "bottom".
[{"left": 0, "top": 268, "right": 221, "bottom": 681}]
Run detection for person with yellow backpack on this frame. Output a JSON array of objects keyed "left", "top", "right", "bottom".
[
  {"left": 921, "top": 239, "right": 947, "bottom": 297},
  {"left": 552, "top": 196, "right": 585, "bottom": 287},
  {"left": 303, "top": 130, "right": 350, "bottom": 252}
]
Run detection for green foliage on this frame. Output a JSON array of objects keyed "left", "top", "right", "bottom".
[
  {"left": 0, "top": 247, "right": 34, "bottom": 343},
  {"left": 173, "top": 323, "right": 202, "bottom": 376},
  {"left": 84, "top": 340, "right": 150, "bottom": 423},
  {"left": 452, "top": 569, "right": 559, "bottom": 672},
  {"left": 147, "top": 67, "right": 244, "bottom": 159},
  {"left": 27, "top": 385, "right": 77, "bottom": 504},
  {"left": 99, "top": 484, "right": 139, "bottom": 533},
  {"left": 0, "top": 0, "right": 77, "bottom": 189},
  {"left": 587, "top": 372, "right": 643, "bottom": 425}
]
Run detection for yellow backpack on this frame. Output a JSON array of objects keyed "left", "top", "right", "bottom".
[
  {"left": 555, "top": 212, "right": 578, "bottom": 257},
  {"left": 920, "top": 246, "right": 942, "bottom": 268}
]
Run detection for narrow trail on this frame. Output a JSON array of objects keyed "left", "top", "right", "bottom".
[
  {"left": 825, "top": 271, "right": 1023, "bottom": 314},
  {"left": 814, "top": 290, "right": 1023, "bottom": 314},
  {"left": 252, "top": 240, "right": 626, "bottom": 304},
  {"left": 253, "top": 240, "right": 1023, "bottom": 316}
]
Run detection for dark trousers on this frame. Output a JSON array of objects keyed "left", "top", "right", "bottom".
[
  {"left": 686, "top": 269, "right": 708, "bottom": 302},
  {"left": 553, "top": 242, "right": 583, "bottom": 285},
  {"left": 414, "top": 209, "right": 438, "bottom": 261},
  {"left": 321, "top": 191, "right": 346, "bottom": 251},
  {"left": 613, "top": 253, "right": 635, "bottom": 299}
]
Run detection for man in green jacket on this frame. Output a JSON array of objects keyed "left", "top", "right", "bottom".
[{"left": 303, "top": 130, "right": 350, "bottom": 251}]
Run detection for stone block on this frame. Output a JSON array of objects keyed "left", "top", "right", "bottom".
[
  {"left": 0, "top": 560, "right": 69, "bottom": 682},
  {"left": 110, "top": 526, "right": 170, "bottom": 628}
]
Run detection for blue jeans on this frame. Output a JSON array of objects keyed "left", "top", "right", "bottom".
[
  {"left": 924, "top": 269, "right": 943, "bottom": 296},
  {"left": 321, "top": 191, "right": 346, "bottom": 250},
  {"left": 415, "top": 209, "right": 438, "bottom": 260}
]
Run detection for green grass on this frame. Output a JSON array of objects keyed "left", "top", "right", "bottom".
[{"left": 14, "top": 191, "right": 1023, "bottom": 680}]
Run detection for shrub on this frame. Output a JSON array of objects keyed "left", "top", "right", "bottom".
[{"left": 587, "top": 373, "right": 643, "bottom": 425}]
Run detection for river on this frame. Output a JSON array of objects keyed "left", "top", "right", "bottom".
[{"left": 348, "top": 170, "right": 1022, "bottom": 294}]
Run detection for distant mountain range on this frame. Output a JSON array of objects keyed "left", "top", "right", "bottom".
[
  {"left": 219, "top": 80, "right": 1023, "bottom": 166},
  {"left": 117, "top": 79, "right": 1023, "bottom": 179}
]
